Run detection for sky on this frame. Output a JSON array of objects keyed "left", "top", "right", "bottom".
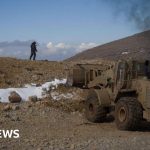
[{"left": 0, "top": 0, "right": 141, "bottom": 60}]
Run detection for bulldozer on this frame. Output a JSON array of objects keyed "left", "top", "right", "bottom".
[{"left": 67, "top": 59, "right": 150, "bottom": 130}]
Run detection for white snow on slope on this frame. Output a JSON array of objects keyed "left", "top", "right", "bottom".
[
  {"left": 122, "top": 51, "right": 129, "bottom": 55},
  {"left": 0, "top": 79, "right": 67, "bottom": 103}
]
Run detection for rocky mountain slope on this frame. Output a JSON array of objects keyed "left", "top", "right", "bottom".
[{"left": 67, "top": 30, "right": 150, "bottom": 61}]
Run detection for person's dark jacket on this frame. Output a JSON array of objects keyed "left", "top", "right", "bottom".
[{"left": 31, "top": 43, "right": 37, "bottom": 52}]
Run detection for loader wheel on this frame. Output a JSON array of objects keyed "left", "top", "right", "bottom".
[
  {"left": 115, "top": 97, "right": 143, "bottom": 130},
  {"left": 85, "top": 90, "right": 107, "bottom": 123}
]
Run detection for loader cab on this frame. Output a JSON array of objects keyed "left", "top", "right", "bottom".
[
  {"left": 115, "top": 60, "right": 129, "bottom": 90},
  {"left": 132, "top": 60, "right": 150, "bottom": 79}
]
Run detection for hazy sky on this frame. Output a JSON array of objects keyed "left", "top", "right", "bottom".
[{"left": 0, "top": 0, "right": 141, "bottom": 60}]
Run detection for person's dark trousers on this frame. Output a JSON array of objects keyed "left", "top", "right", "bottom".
[{"left": 30, "top": 51, "right": 36, "bottom": 60}]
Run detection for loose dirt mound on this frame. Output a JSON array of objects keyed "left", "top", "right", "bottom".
[{"left": 45, "top": 85, "right": 85, "bottom": 112}]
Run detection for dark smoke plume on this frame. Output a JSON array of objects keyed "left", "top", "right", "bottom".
[{"left": 104, "top": 0, "right": 150, "bottom": 31}]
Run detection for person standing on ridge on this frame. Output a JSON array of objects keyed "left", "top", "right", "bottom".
[{"left": 30, "top": 41, "right": 37, "bottom": 60}]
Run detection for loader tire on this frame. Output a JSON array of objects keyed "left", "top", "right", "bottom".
[
  {"left": 85, "top": 90, "right": 107, "bottom": 123},
  {"left": 115, "top": 97, "right": 143, "bottom": 131}
]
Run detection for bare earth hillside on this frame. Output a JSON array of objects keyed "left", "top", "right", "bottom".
[
  {"left": 0, "top": 57, "right": 66, "bottom": 88},
  {"left": 67, "top": 30, "right": 150, "bottom": 61}
]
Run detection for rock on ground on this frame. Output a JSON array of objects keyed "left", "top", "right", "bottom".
[{"left": 9, "top": 91, "right": 22, "bottom": 103}]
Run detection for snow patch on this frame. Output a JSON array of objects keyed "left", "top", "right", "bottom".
[
  {"left": 122, "top": 51, "right": 129, "bottom": 55},
  {"left": 0, "top": 79, "right": 67, "bottom": 103}
]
